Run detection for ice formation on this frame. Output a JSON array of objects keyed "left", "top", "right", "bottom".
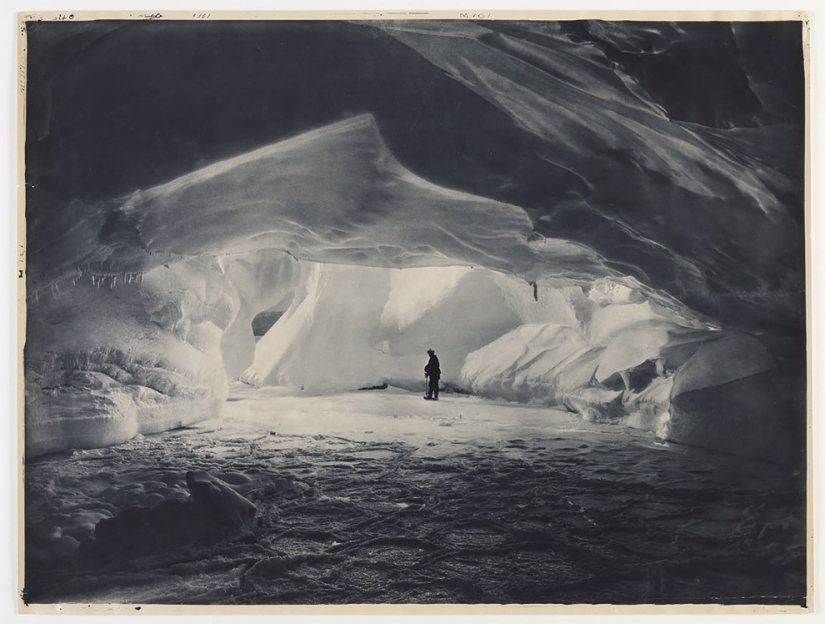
[
  {"left": 24, "top": 21, "right": 805, "bottom": 465},
  {"left": 238, "top": 260, "right": 800, "bottom": 461}
]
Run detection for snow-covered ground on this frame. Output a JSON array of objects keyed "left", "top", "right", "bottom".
[{"left": 24, "top": 385, "right": 806, "bottom": 606}]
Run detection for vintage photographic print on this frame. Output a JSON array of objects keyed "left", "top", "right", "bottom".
[{"left": 18, "top": 11, "right": 810, "bottom": 613}]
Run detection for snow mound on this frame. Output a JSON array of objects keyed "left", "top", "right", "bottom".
[
  {"left": 25, "top": 251, "right": 297, "bottom": 457},
  {"left": 460, "top": 324, "right": 595, "bottom": 403},
  {"left": 241, "top": 263, "right": 392, "bottom": 391}
]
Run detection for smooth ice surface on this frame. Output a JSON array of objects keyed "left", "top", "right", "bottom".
[
  {"left": 377, "top": 21, "right": 805, "bottom": 330},
  {"left": 23, "top": 386, "right": 806, "bottom": 605},
  {"left": 29, "top": 115, "right": 611, "bottom": 298},
  {"left": 380, "top": 266, "right": 473, "bottom": 331}
]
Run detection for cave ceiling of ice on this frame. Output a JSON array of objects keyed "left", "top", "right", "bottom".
[{"left": 25, "top": 19, "right": 805, "bottom": 332}]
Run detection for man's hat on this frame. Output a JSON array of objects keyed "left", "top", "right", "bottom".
[{"left": 427, "top": 349, "right": 434, "bottom": 354}]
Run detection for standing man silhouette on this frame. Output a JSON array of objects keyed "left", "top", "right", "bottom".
[{"left": 424, "top": 349, "right": 441, "bottom": 400}]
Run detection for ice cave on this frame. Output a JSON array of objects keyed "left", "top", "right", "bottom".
[{"left": 22, "top": 18, "right": 808, "bottom": 607}]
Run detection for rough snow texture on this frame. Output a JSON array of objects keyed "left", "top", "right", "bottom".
[
  {"left": 25, "top": 251, "right": 297, "bottom": 457},
  {"left": 81, "top": 470, "right": 257, "bottom": 559},
  {"left": 23, "top": 388, "right": 807, "bottom": 605}
]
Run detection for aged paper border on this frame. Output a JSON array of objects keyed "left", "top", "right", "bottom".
[{"left": 12, "top": 6, "right": 814, "bottom": 617}]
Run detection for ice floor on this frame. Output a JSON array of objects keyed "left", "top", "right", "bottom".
[{"left": 24, "top": 384, "right": 807, "bottom": 606}]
